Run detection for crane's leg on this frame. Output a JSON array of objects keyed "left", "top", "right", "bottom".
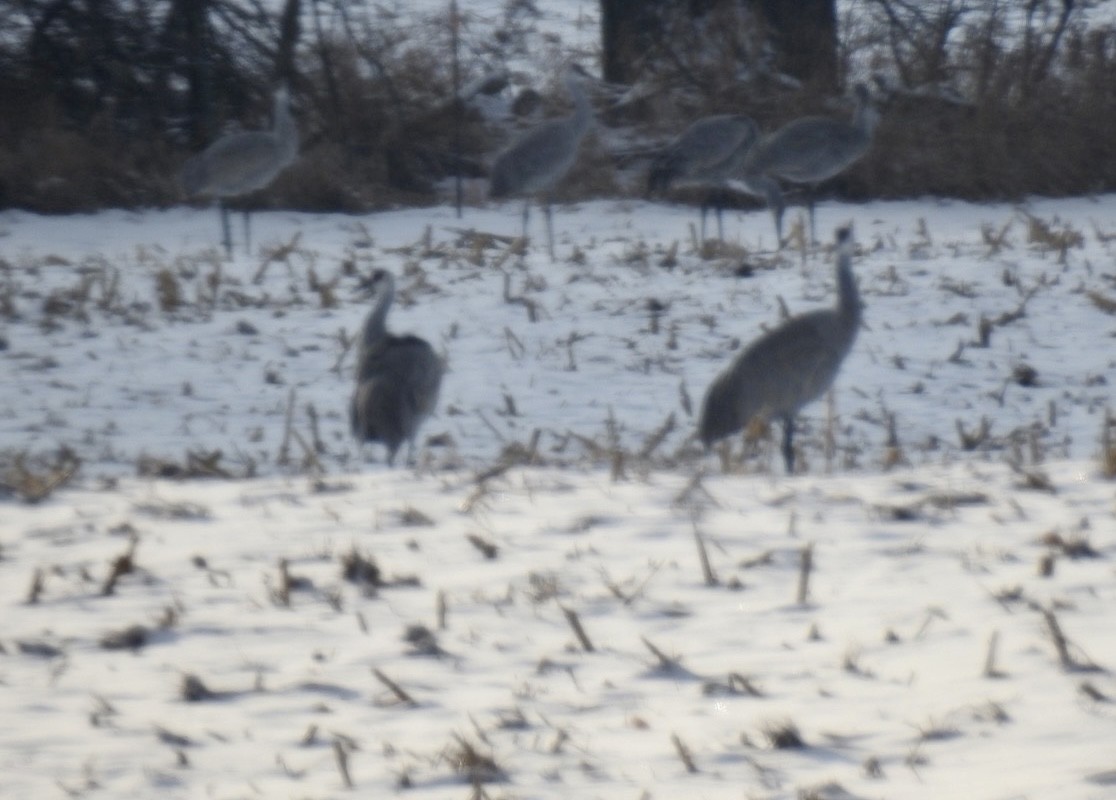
[
  {"left": 699, "top": 189, "right": 726, "bottom": 243},
  {"left": 806, "top": 188, "right": 818, "bottom": 246},
  {"left": 542, "top": 199, "right": 555, "bottom": 261},
  {"left": 242, "top": 210, "right": 252, "bottom": 256},
  {"left": 781, "top": 415, "right": 796, "bottom": 474},
  {"left": 520, "top": 200, "right": 530, "bottom": 242},
  {"left": 218, "top": 201, "right": 232, "bottom": 260},
  {"left": 750, "top": 175, "right": 786, "bottom": 250}
]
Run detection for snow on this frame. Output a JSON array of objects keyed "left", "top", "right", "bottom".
[
  {"left": 2, "top": 194, "right": 1115, "bottom": 800},
  {"left": 1, "top": 458, "right": 1114, "bottom": 798}
]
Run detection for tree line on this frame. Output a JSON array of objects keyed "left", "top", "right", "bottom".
[{"left": 0, "top": 0, "right": 1113, "bottom": 213}]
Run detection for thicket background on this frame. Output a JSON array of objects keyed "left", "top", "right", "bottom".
[{"left": 1, "top": 0, "right": 1114, "bottom": 214}]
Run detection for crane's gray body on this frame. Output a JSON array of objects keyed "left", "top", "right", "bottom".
[
  {"left": 698, "top": 227, "right": 861, "bottom": 472},
  {"left": 350, "top": 270, "right": 443, "bottom": 466},
  {"left": 741, "top": 84, "right": 877, "bottom": 244},
  {"left": 489, "top": 68, "right": 593, "bottom": 259},
  {"left": 648, "top": 114, "right": 759, "bottom": 191},
  {"left": 648, "top": 114, "right": 761, "bottom": 241},
  {"left": 180, "top": 87, "right": 299, "bottom": 256}
]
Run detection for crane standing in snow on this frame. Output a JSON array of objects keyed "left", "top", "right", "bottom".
[
  {"left": 647, "top": 113, "right": 762, "bottom": 243},
  {"left": 489, "top": 66, "right": 594, "bottom": 260},
  {"left": 741, "top": 84, "right": 878, "bottom": 246},
  {"left": 699, "top": 226, "right": 861, "bottom": 473},
  {"left": 350, "top": 269, "right": 444, "bottom": 467},
  {"left": 180, "top": 85, "right": 299, "bottom": 258}
]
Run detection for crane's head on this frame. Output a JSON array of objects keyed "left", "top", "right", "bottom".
[
  {"left": 357, "top": 268, "right": 396, "bottom": 304},
  {"left": 850, "top": 82, "right": 880, "bottom": 135}
]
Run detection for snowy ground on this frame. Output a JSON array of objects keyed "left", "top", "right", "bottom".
[
  {"left": 1, "top": 196, "right": 1114, "bottom": 478},
  {"left": 1, "top": 457, "right": 1114, "bottom": 800},
  {"left": 4, "top": 1, "right": 1116, "bottom": 796},
  {"left": 1, "top": 195, "right": 1115, "bottom": 799}
]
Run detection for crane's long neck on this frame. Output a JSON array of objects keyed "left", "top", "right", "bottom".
[
  {"left": 272, "top": 89, "right": 299, "bottom": 164},
  {"left": 853, "top": 90, "right": 879, "bottom": 138},
  {"left": 836, "top": 243, "right": 861, "bottom": 326},
  {"left": 564, "top": 72, "right": 593, "bottom": 136},
  {"left": 361, "top": 283, "right": 394, "bottom": 349}
]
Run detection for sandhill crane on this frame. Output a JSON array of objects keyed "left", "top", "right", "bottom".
[
  {"left": 740, "top": 84, "right": 878, "bottom": 245},
  {"left": 698, "top": 226, "right": 860, "bottom": 473},
  {"left": 350, "top": 269, "right": 444, "bottom": 467},
  {"left": 180, "top": 85, "right": 299, "bottom": 258},
  {"left": 489, "top": 65, "right": 593, "bottom": 260},
  {"left": 647, "top": 114, "right": 761, "bottom": 242}
]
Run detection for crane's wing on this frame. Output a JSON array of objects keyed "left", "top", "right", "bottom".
[
  {"left": 490, "top": 117, "right": 585, "bottom": 197},
  {"left": 731, "top": 312, "right": 851, "bottom": 415},
  {"left": 354, "top": 336, "right": 444, "bottom": 424},
  {"left": 699, "top": 310, "right": 854, "bottom": 447},
  {"left": 180, "top": 130, "right": 285, "bottom": 197},
  {"left": 748, "top": 119, "right": 869, "bottom": 183}
]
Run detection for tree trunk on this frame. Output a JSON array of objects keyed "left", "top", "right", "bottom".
[
  {"left": 600, "top": 0, "right": 666, "bottom": 84},
  {"left": 275, "top": 0, "right": 302, "bottom": 86},
  {"left": 754, "top": 0, "right": 837, "bottom": 88}
]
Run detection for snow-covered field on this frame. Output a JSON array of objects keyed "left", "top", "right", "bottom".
[
  {"left": 1, "top": 197, "right": 1113, "bottom": 477},
  {"left": 2, "top": 195, "right": 1115, "bottom": 800},
  {"left": 3, "top": 1, "right": 1116, "bottom": 794}
]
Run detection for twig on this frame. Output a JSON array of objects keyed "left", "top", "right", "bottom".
[
  {"left": 796, "top": 542, "right": 814, "bottom": 605},
  {"left": 306, "top": 402, "right": 325, "bottom": 455},
  {"left": 559, "top": 604, "right": 594, "bottom": 652},
  {"left": 332, "top": 327, "right": 356, "bottom": 375},
  {"left": 27, "top": 568, "right": 45, "bottom": 604},
  {"left": 672, "top": 470, "right": 720, "bottom": 509},
  {"left": 639, "top": 412, "right": 676, "bottom": 460},
  {"left": 501, "top": 270, "right": 540, "bottom": 322},
  {"left": 289, "top": 428, "right": 324, "bottom": 475},
  {"left": 275, "top": 558, "right": 292, "bottom": 607},
  {"left": 372, "top": 668, "right": 417, "bottom": 707},
  {"left": 1037, "top": 606, "right": 1101, "bottom": 672},
  {"left": 671, "top": 732, "right": 698, "bottom": 773},
  {"left": 503, "top": 326, "right": 525, "bottom": 359},
  {"left": 641, "top": 635, "right": 680, "bottom": 671},
  {"left": 332, "top": 737, "right": 354, "bottom": 789},
  {"left": 693, "top": 525, "right": 718, "bottom": 587},
  {"left": 983, "top": 630, "right": 1005, "bottom": 678},
  {"left": 437, "top": 589, "right": 448, "bottom": 630},
  {"left": 253, "top": 232, "right": 302, "bottom": 284},
  {"left": 727, "top": 672, "right": 764, "bottom": 696},
  {"left": 465, "top": 533, "right": 499, "bottom": 560},
  {"left": 101, "top": 535, "right": 139, "bottom": 596},
  {"left": 277, "top": 388, "right": 297, "bottom": 466},
  {"left": 1041, "top": 606, "right": 1074, "bottom": 669}
]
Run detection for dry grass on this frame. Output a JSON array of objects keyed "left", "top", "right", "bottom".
[
  {"left": 0, "top": 447, "right": 81, "bottom": 504},
  {"left": 761, "top": 719, "right": 805, "bottom": 749}
]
